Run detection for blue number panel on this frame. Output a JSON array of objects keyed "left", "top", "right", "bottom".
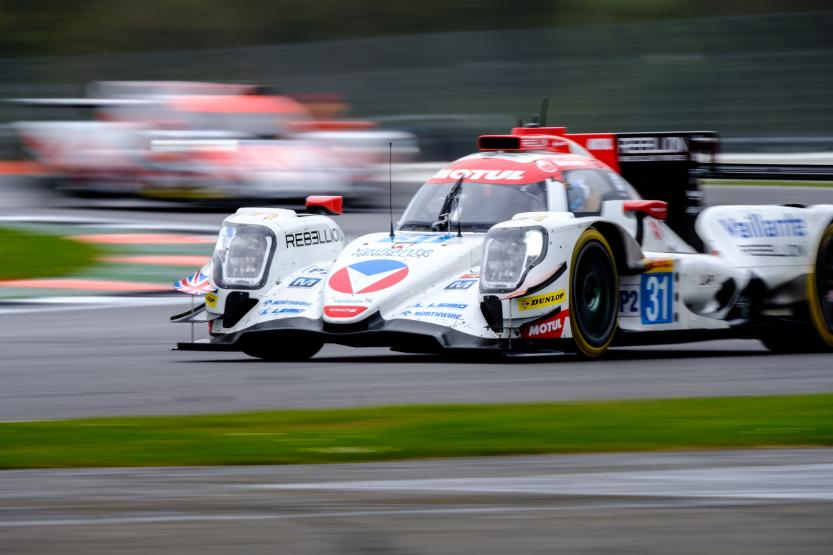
[{"left": 640, "top": 273, "right": 673, "bottom": 324}]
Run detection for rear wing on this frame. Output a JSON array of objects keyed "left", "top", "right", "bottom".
[
  {"left": 474, "top": 123, "right": 830, "bottom": 251},
  {"left": 568, "top": 131, "right": 833, "bottom": 251},
  {"left": 567, "top": 131, "right": 717, "bottom": 250},
  {"left": 694, "top": 162, "right": 833, "bottom": 181}
]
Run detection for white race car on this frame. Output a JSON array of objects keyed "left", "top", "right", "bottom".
[{"left": 173, "top": 125, "right": 833, "bottom": 359}]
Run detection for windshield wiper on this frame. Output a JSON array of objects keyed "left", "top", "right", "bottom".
[{"left": 431, "top": 177, "right": 463, "bottom": 232}]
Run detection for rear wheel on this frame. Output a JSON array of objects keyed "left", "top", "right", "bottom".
[
  {"left": 760, "top": 328, "right": 823, "bottom": 354},
  {"left": 761, "top": 222, "right": 833, "bottom": 353},
  {"left": 242, "top": 338, "right": 323, "bottom": 361},
  {"left": 569, "top": 229, "right": 618, "bottom": 358},
  {"left": 807, "top": 223, "right": 833, "bottom": 350}
]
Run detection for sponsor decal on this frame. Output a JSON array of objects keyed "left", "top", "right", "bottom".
[
  {"left": 402, "top": 302, "right": 467, "bottom": 319},
  {"left": 324, "top": 305, "right": 368, "bottom": 318},
  {"left": 302, "top": 265, "right": 330, "bottom": 275},
  {"left": 586, "top": 138, "right": 614, "bottom": 150},
  {"left": 520, "top": 138, "right": 548, "bottom": 149},
  {"left": 412, "top": 310, "right": 462, "bottom": 320},
  {"left": 699, "top": 274, "right": 716, "bottom": 286},
  {"left": 351, "top": 247, "right": 434, "bottom": 258},
  {"left": 377, "top": 234, "right": 453, "bottom": 244},
  {"left": 258, "top": 299, "right": 310, "bottom": 316},
  {"left": 414, "top": 302, "right": 467, "bottom": 310},
  {"left": 645, "top": 259, "right": 674, "bottom": 273},
  {"left": 535, "top": 160, "right": 558, "bottom": 173},
  {"left": 259, "top": 299, "right": 312, "bottom": 315},
  {"left": 718, "top": 214, "right": 806, "bottom": 239},
  {"left": 262, "top": 307, "right": 304, "bottom": 315},
  {"left": 738, "top": 243, "right": 807, "bottom": 257},
  {"left": 432, "top": 168, "right": 526, "bottom": 181},
  {"left": 446, "top": 279, "right": 477, "bottom": 290},
  {"left": 618, "top": 136, "right": 688, "bottom": 155},
  {"left": 262, "top": 299, "right": 311, "bottom": 306},
  {"left": 289, "top": 276, "right": 322, "bottom": 288},
  {"left": 285, "top": 227, "right": 343, "bottom": 248},
  {"left": 521, "top": 310, "right": 569, "bottom": 339},
  {"left": 619, "top": 154, "right": 688, "bottom": 162},
  {"left": 518, "top": 289, "right": 565, "bottom": 311},
  {"left": 328, "top": 259, "right": 409, "bottom": 294},
  {"left": 520, "top": 136, "right": 568, "bottom": 150},
  {"left": 204, "top": 292, "right": 218, "bottom": 308},
  {"left": 330, "top": 297, "right": 371, "bottom": 304},
  {"left": 459, "top": 273, "right": 480, "bottom": 278}
]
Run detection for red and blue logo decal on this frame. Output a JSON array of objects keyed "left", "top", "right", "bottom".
[{"left": 328, "top": 259, "right": 409, "bottom": 294}]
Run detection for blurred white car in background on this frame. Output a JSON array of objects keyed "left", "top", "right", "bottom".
[{"left": 9, "top": 81, "right": 418, "bottom": 203}]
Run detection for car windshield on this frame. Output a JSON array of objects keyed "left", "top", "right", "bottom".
[{"left": 399, "top": 181, "right": 548, "bottom": 231}]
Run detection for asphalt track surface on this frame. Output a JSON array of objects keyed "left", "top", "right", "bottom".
[
  {"left": 3, "top": 301, "right": 833, "bottom": 420},
  {"left": 1, "top": 450, "right": 831, "bottom": 554}
]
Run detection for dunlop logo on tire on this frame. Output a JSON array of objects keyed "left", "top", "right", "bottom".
[{"left": 518, "top": 289, "right": 565, "bottom": 311}]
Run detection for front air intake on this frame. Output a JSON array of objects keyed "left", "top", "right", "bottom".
[{"left": 478, "top": 136, "right": 521, "bottom": 151}]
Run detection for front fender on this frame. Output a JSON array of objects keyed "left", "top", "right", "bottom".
[{"left": 482, "top": 212, "right": 639, "bottom": 325}]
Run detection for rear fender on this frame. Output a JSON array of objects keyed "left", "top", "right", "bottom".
[{"left": 697, "top": 204, "right": 833, "bottom": 290}]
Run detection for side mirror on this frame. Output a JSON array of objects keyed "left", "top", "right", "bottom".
[
  {"left": 305, "top": 195, "right": 343, "bottom": 215},
  {"left": 623, "top": 200, "right": 668, "bottom": 245},
  {"left": 623, "top": 200, "right": 668, "bottom": 221}
]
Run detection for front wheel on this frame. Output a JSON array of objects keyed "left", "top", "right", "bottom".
[{"left": 569, "top": 229, "right": 619, "bottom": 358}]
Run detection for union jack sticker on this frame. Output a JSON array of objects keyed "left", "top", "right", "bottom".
[{"left": 173, "top": 270, "right": 215, "bottom": 295}]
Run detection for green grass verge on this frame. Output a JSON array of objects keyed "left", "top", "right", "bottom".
[
  {"left": 702, "top": 179, "right": 833, "bottom": 188},
  {"left": 0, "top": 226, "right": 100, "bottom": 281},
  {"left": 1, "top": 394, "right": 832, "bottom": 469}
]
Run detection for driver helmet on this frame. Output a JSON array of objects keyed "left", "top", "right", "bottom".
[{"left": 567, "top": 176, "right": 589, "bottom": 212}]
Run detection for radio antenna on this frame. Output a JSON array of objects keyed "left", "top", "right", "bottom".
[
  {"left": 388, "top": 141, "right": 395, "bottom": 239},
  {"left": 539, "top": 98, "right": 550, "bottom": 127}
]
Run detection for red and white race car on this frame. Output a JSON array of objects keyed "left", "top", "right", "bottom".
[{"left": 173, "top": 123, "right": 833, "bottom": 359}]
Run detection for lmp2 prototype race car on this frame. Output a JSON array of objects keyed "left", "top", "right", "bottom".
[{"left": 173, "top": 122, "right": 833, "bottom": 360}]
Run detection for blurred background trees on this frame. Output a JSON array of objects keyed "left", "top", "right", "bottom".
[
  {"left": 2, "top": 0, "right": 832, "bottom": 57},
  {"left": 2, "top": 1, "right": 833, "bottom": 148}
]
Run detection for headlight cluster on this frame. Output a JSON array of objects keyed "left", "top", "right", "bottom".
[
  {"left": 212, "top": 223, "right": 276, "bottom": 289},
  {"left": 480, "top": 227, "right": 547, "bottom": 293}
]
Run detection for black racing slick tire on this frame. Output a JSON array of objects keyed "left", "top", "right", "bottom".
[
  {"left": 807, "top": 223, "right": 833, "bottom": 350},
  {"left": 569, "top": 228, "right": 619, "bottom": 358},
  {"left": 761, "top": 222, "right": 833, "bottom": 353},
  {"left": 759, "top": 330, "right": 823, "bottom": 354},
  {"left": 242, "top": 338, "right": 323, "bottom": 361}
]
